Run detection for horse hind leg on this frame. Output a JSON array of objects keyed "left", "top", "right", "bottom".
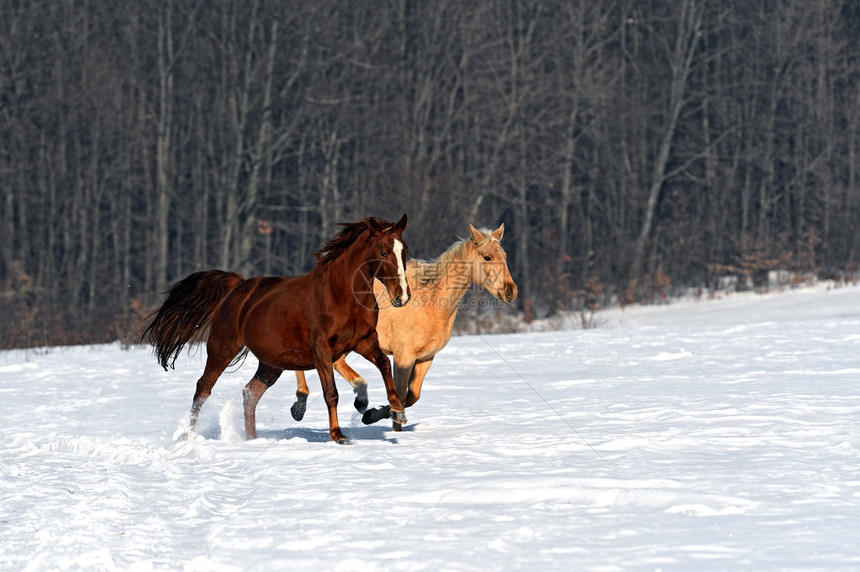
[
  {"left": 361, "top": 404, "right": 392, "bottom": 426},
  {"left": 291, "top": 370, "right": 310, "bottom": 421},
  {"left": 188, "top": 373, "right": 217, "bottom": 434},
  {"left": 291, "top": 360, "right": 367, "bottom": 422},
  {"left": 184, "top": 320, "right": 247, "bottom": 434},
  {"left": 352, "top": 379, "right": 369, "bottom": 413},
  {"left": 187, "top": 354, "right": 234, "bottom": 436},
  {"left": 243, "top": 363, "right": 283, "bottom": 439},
  {"left": 332, "top": 355, "right": 368, "bottom": 413}
]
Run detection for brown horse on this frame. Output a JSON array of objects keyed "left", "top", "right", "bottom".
[
  {"left": 144, "top": 215, "right": 411, "bottom": 444},
  {"left": 291, "top": 223, "right": 517, "bottom": 430}
]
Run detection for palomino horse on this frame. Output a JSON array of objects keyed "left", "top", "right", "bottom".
[
  {"left": 291, "top": 223, "right": 517, "bottom": 431},
  {"left": 144, "top": 216, "right": 411, "bottom": 444}
]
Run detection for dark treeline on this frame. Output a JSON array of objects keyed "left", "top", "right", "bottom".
[{"left": 2, "top": 0, "right": 860, "bottom": 348}]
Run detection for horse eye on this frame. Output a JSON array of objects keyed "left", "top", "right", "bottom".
[
  {"left": 381, "top": 250, "right": 388, "bottom": 257},
  {"left": 483, "top": 255, "right": 492, "bottom": 261}
]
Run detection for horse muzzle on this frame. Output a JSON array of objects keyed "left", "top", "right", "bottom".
[
  {"left": 390, "top": 289, "right": 410, "bottom": 308},
  {"left": 498, "top": 282, "right": 518, "bottom": 303}
]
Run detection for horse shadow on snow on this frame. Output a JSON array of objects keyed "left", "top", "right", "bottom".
[
  {"left": 193, "top": 419, "right": 418, "bottom": 444},
  {"left": 257, "top": 423, "right": 418, "bottom": 444}
]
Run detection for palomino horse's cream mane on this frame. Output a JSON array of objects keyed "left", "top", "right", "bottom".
[{"left": 410, "top": 228, "right": 495, "bottom": 288}]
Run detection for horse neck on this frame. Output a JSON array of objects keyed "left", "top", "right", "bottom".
[
  {"left": 419, "top": 241, "right": 474, "bottom": 316},
  {"left": 317, "top": 246, "right": 377, "bottom": 310}
]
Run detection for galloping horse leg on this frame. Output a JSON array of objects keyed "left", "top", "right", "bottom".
[
  {"left": 360, "top": 358, "right": 433, "bottom": 429},
  {"left": 390, "top": 358, "right": 416, "bottom": 431},
  {"left": 360, "top": 353, "right": 413, "bottom": 430},
  {"left": 189, "top": 370, "right": 220, "bottom": 432},
  {"left": 291, "top": 370, "right": 310, "bottom": 421},
  {"left": 404, "top": 358, "right": 434, "bottom": 408},
  {"left": 355, "top": 336, "right": 407, "bottom": 428},
  {"left": 313, "top": 347, "right": 350, "bottom": 445},
  {"left": 188, "top": 344, "right": 241, "bottom": 433},
  {"left": 292, "top": 359, "right": 368, "bottom": 420},
  {"left": 332, "top": 355, "right": 369, "bottom": 412},
  {"left": 242, "top": 363, "right": 283, "bottom": 439},
  {"left": 361, "top": 404, "right": 392, "bottom": 425}
]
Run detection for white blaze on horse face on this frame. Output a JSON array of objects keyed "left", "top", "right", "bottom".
[{"left": 393, "top": 238, "right": 409, "bottom": 303}]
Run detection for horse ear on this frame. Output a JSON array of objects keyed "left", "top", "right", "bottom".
[
  {"left": 469, "top": 224, "right": 483, "bottom": 245},
  {"left": 492, "top": 223, "right": 504, "bottom": 241},
  {"left": 395, "top": 213, "right": 408, "bottom": 233}
]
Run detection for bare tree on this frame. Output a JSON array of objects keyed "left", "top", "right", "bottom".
[{"left": 627, "top": 0, "right": 705, "bottom": 291}]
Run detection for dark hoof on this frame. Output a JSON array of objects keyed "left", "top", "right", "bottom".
[
  {"left": 353, "top": 396, "right": 369, "bottom": 413},
  {"left": 353, "top": 383, "right": 369, "bottom": 413},
  {"left": 392, "top": 421, "right": 402, "bottom": 432},
  {"left": 336, "top": 436, "right": 353, "bottom": 445},
  {"left": 290, "top": 393, "right": 308, "bottom": 421},
  {"left": 362, "top": 405, "right": 391, "bottom": 425}
]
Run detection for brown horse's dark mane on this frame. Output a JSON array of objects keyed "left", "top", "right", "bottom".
[{"left": 314, "top": 217, "right": 393, "bottom": 266}]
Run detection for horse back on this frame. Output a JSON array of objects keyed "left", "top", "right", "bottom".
[
  {"left": 207, "top": 275, "right": 311, "bottom": 368},
  {"left": 215, "top": 273, "right": 378, "bottom": 370}
]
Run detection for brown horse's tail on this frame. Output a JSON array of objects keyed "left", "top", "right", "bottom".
[{"left": 143, "top": 270, "right": 244, "bottom": 370}]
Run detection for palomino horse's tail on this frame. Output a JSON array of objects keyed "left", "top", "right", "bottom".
[{"left": 143, "top": 270, "right": 245, "bottom": 370}]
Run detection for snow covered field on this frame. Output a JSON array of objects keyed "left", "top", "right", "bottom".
[{"left": 2, "top": 284, "right": 860, "bottom": 571}]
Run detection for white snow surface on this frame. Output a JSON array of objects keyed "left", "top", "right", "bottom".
[{"left": 2, "top": 284, "right": 860, "bottom": 571}]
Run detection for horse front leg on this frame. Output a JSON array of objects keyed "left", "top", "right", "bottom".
[
  {"left": 362, "top": 356, "right": 433, "bottom": 431},
  {"left": 389, "top": 359, "right": 416, "bottom": 431},
  {"left": 313, "top": 348, "right": 350, "bottom": 445},
  {"left": 405, "top": 358, "right": 434, "bottom": 408},
  {"left": 355, "top": 336, "right": 407, "bottom": 428}
]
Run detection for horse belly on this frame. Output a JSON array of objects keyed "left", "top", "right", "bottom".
[
  {"left": 414, "top": 338, "right": 447, "bottom": 361},
  {"left": 330, "top": 323, "right": 374, "bottom": 360},
  {"left": 264, "top": 344, "right": 315, "bottom": 371},
  {"left": 239, "top": 279, "right": 315, "bottom": 370}
]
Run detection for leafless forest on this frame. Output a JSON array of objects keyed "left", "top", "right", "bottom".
[{"left": 2, "top": 0, "right": 860, "bottom": 349}]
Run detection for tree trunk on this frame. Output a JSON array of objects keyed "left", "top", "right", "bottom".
[{"left": 629, "top": 0, "right": 703, "bottom": 292}]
